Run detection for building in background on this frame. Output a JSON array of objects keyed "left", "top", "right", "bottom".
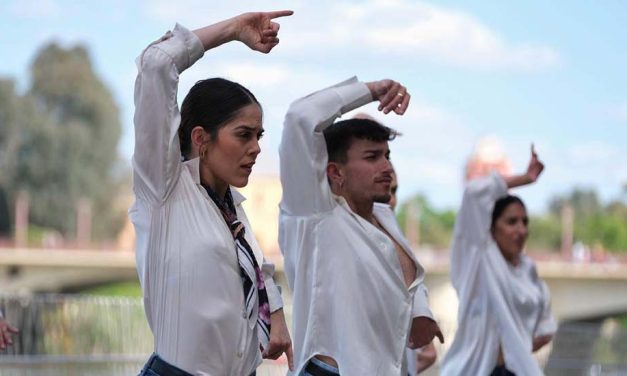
[{"left": 464, "top": 136, "right": 512, "bottom": 182}]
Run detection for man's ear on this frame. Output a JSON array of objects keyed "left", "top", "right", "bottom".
[{"left": 327, "top": 162, "right": 344, "bottom": 187}]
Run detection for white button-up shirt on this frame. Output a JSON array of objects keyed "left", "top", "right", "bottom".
[
  {"left": 279, "top": 77, "right": 434, "bottom": 376},
  {"left": 441, "top": 173, "right": 557, "bottom": 376},
  {"left": 130, "top": 23, "right": 282, "bottom": 376}
]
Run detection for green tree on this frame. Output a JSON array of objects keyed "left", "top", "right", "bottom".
[
  {"left": 397, "top": 194, "right": 456, "bottom": 249},
  {"left": 0, "top": 43, "right": 127, "bottom": 241},
  {"left": 548, "top": 189, "right": 627, "bottom": 253}
]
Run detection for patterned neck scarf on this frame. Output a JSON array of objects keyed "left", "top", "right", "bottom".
[{"left": 202, "top": 185, "right": 271, "bottom": 347}]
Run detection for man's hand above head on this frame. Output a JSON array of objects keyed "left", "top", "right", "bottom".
[{"left": 366, "top": 79, "right": 410, "bottom": 115}]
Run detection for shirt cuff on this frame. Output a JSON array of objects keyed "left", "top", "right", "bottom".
[
  {"left": 265, "top": 278, "right": 284, "bottom": 313},
  {"left": 334, "top": 77, "right": 373, "bottom": 118},
  {"left": 412, "top": 284, "right": 434, "bottom": 320},
  {"left": 145, "top": 23, "right": 204, "bottom": 74},
  {"left": 173, "top": 23, "right": 204, "bottom": 69},
  {"left": 311, "top": 77, "right": 373, "bottom": 132},
  {"left": 535, "top": 318, "right": 557, "bottom": 337}
]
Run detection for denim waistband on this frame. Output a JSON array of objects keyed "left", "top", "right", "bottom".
[
  {"left": 142, "top": 353, "right": 193, "bottom": 376},
  {"left": 304, "top": 357, "right": 340, "bottom": 376}
]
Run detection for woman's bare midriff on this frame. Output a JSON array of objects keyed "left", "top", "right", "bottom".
[
  {"left": 315, "top": 354, "right": 338, "bottom": 368},
  {"left": 497, "top": 346, "right": 505, "bottom": 366}
]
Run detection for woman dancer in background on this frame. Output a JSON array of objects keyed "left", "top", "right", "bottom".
[{"left": 441, "top": 146, "right": 556, "bottom": 376}]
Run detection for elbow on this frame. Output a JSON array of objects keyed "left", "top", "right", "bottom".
[
  {"left": 137, "top": 46, "right": 173, "bottom": 77},
  {"left": 284, "top": 101, "right": 309, "bottom": 129}
]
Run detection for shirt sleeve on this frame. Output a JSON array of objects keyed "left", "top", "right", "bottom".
[
  {"left": 454, "top": 172, "right": 508, "bottom": 247},
  {"left": 450, "top": 173, "right": 508, "bottom": 289},
  {"left": 279, "top": 77, "right": 373, "bottom": 216},
  {"left": 261, "top": 259, "right": 284, "bottom": 312},
  {"left": 534, "top": 281, "right": 557, "bottom": 337},
  {"left": 132, "top": 23, "right": 204, "bottom": 205},
  {"left": 412, "top": 283, "right": 435, "bottom": 320}
]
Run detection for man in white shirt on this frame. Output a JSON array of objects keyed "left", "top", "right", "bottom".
[{"left": 279, "top": 77, "right": 443, "bottom": 375}]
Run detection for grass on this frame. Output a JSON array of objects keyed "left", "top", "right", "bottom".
[{"left": 81, "top": 281, "right": 142, "bottom": 297}]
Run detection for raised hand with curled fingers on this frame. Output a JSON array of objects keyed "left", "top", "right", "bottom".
[
  {"left": 235, "top": 11, "right": 293, "bottom": 53},
  {"left": 366, "top": 79, "right": 411, "bottom": 115},
  {"left": 526, "top": 144, "right": 544, "bottom": 183}
]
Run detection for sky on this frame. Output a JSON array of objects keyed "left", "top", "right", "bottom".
[{"left": 1, "top": 0, "right": 626, "bottom": 213}]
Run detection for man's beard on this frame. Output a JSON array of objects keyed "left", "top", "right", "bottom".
[{"left": 373, "top": 193, "right": 391, "bottom": 204}]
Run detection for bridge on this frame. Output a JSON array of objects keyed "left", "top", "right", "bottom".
[
  {"left": 2, "top": 247, "right": 627, "bottom": 323},
  {"left": 2, "top": 247, "right": 627, "bottom": 374}
]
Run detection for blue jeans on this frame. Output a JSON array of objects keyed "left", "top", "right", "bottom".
[
  {"left": 139, "top": 353, "right": 256, "bottom": 376},
  {"left": 300, "top": 357, "right": 340, "bottom": 376}
]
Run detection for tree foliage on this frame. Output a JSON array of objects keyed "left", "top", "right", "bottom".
[
  {"left": 549, "top": 189, "right": 627, "bottom": 252},
  {"left": 0, "top": 43, "right": 127, "bottom": 241},
  {"left": 397, "top": 188, "right": 627, "bottom": 253},
  {"left": 396, "top": 194, "right": 456, "bottom": 249}
]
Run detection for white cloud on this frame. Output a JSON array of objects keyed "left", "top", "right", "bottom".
[
  {"left": 355, "top": 1, "right": 559, "bottom": 69},
  {"left": 142, "top": 0, "right": 559, "bottom": 71}
]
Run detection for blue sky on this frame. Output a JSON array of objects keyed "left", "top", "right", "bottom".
[{"left": 1, "top": 0, "right": 626, "bottom": 213}]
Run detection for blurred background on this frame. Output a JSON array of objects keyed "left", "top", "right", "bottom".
[{"left": 1, "top": 0, "right": 626, "bottom": 375}]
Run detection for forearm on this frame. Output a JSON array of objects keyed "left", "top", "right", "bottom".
[
  {"left": 503, "top": 173, "right": 534, "bottom": 189},
  {"left": 192, "top": 17, "right": 239, "bottom": 51}
]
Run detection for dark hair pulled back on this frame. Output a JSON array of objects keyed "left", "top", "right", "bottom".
[
  {"left": 491, "top": 195, "right": 526, "bottom": 229},
  {"left": 178, "top": 78, "right": 260, "bottom": 159}
]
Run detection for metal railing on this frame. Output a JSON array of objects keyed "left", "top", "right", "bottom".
[{"left": 1, "top": 294, "right": 626, "bottom": 375}]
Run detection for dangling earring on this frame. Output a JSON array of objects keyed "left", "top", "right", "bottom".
[
  {"left": 339, "top": 179, "right": 344, "bottom": 190},
  {"left": 199, "top": 145, "right": 206, "bottom": 159}
]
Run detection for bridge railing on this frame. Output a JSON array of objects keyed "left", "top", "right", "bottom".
[
  {"left": 0, "top": 294, "right": 286, "bottom": 376},
  {"left": 0, "top": 294, "right": 626, "bottom": 376}
]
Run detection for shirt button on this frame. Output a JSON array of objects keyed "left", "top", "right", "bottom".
[
  {"left": 237, "top": 351, "right": 243, "bottom": 358},
  {"left": 242, "top": 311, "right": 247, "bottom": 318}
]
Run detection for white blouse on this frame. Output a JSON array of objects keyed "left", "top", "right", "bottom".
[
  {"left": 441, "top": 173, "right": 556, "bottom": 376},
  {"left": 279, "top": 77, "right": 434, "bottom": 376},
  {"left": 131, "top": 24, "right": 282, "bottom": 376}
]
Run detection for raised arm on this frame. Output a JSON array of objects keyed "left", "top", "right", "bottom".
[
  {"left": 450, "top": 145, "right": 544, "bottom": 289},
  {"left": 503, "top": 144, "right": 544, "bottom": 189},
  {"left": 133, "top": 11, "right": 292, "bottom": 204},
  {"left": 454, "top": 145, "right": 544, "bottom": 247},
  {"left": 279, "top": 78, "right": 409, "bottom": 216}
]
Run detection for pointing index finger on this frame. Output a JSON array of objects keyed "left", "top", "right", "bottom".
[{"left": 267, "top": 10, "right": 294, "bottom": 19}]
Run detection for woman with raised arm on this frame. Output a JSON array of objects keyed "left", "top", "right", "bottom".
[
  {"left": 441, "top": 146, "right": 557, "bottom": 376},
  {"left": 131, "top": 11, "right": 293, "bottom": 376}
]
